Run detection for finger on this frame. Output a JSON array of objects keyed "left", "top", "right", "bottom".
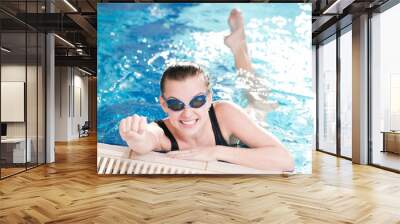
[
  {"left": 119, "top": 118, "right": 125, "bottom": 132},
  {"left": 131, "top": 115, "right": 140, "bottom": 133},
  {"left": 119, "top": 119, "right": 127, "bottom": 139},
  {"left": 138, "top": 116, "right": 147, "bottom": 135},
  {"left": 126, "top": 116, "right": 132, "bottom": 133}
]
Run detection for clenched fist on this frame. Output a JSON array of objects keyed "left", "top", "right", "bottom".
[{"left": 119, "top": 114, "right": 156, "bottom": 154}]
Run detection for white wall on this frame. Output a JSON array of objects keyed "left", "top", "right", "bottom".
[
  {"left": 1, "top": 65, "right": 26, "bottom": 81},
  {"left": 1, "top": 65, "right": 35, "bottom": 138},
  {"left": 1, "top": 63, "right": 46, "bottom": 163},
  {"left": 75, "top": 70, "right": 89, "bottom": 138},
  {"left": 1, "top": 65, "right": 26, "bottom": 139},
  {"left": 54, "top": 67, "right": 89, "bottom": 141},
  {"left": 55, "top": 67, "right": 69, "bottom": 141}
]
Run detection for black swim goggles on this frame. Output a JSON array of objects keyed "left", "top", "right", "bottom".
[{"left": 162, "top": 93, "right": 208, "bottom": 111}]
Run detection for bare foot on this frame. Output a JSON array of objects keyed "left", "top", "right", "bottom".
[{"left": 224, "top": 9, "right": 246, "bottom": 54}]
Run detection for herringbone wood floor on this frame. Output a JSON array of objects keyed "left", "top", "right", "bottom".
[{"left": 1, "top": 135, "right": 400, "bottom": 223}]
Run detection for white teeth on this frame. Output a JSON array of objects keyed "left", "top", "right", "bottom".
[{"left": 181, "top": 120, "right": 196, "bottom": 125}]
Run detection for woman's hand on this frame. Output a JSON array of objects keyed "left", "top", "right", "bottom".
[
  {"left": 119, "top": 114, "right": 157, "bottom": 155},
  {"left": 166, "top": 147, "right": 218, "bottom": 162}
]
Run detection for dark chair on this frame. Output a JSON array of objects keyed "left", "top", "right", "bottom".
[{"left": 79, "top": 121, "right": 90, "bottom": 138}]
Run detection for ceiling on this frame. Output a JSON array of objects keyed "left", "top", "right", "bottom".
[
  {"left": 1, "top": 0, "right": 97, "bottom": 74},
  {"left": 0, "top": 0, "right": 395, "bottom": 75},
  {"left": 312, "top": 0, "right": 390, "bottom": 44}
]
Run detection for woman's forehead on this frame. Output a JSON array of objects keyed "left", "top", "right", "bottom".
[{"left": 163, "top": 76, "right": 208, "bottom": 99}]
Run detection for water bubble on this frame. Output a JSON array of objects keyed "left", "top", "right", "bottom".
[{"left": 134, "top": 72, "right": 142, "bottom": 78}]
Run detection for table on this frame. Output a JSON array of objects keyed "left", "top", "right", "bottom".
[
  {"left": 1, "top": 138, "right": 31, "bottom": 163},
  {"left": 381, "top": 131, "right": 400, "bottom": 154}
]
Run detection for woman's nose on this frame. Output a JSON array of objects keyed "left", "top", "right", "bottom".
[{"left": 180, "top": 107, "right": 194, "bottom": 117}]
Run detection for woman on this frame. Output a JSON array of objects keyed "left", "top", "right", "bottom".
[{"left": 119, "top": 9, "right": 294, "bottom": 172}]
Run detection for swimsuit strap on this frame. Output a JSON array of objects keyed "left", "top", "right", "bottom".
[
  {"left": 155, "top": 120, "right": 179, "bottom": 151},
  {"left": 209, "top": 104, "right": 229, "bottom": 146}
]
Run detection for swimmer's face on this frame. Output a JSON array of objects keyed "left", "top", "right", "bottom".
[{"left": 160, "top": 75, "right": 212, "bottom": 136}]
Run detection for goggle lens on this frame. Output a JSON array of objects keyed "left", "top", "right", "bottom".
[
  {"left": 166, "top": 99, "right": 185, "bottom": 111},
  {"left": 189, "top": 95, "right": 207, "bottom": 108}
]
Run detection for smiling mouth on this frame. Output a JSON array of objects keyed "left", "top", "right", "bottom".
[{"left": 179, "top": 119, "right": 199, "bottom": 127}]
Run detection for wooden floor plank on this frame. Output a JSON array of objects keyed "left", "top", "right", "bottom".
[{"left": 0, "top": 135, "right": 399, "bottom": 223}]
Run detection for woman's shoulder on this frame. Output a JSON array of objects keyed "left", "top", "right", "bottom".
[
  {"left": 213, "top": 100, "right": 242, "bottom": 115},
  {"left": 213, "top": 100, "right": 246, "bottom": 123}
]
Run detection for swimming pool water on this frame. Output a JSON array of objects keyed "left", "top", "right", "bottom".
[{"left": 97, "top": 3, "right": 313, "bottom": 173}]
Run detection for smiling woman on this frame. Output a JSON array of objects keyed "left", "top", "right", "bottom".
[{"left": 119, "top": 61, "right": 294, "bottom": 172}]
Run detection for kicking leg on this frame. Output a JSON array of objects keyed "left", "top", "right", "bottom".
[
  {"left": 224, "top": 9, "right": 253, "bottom": 73},
  {"left": 225, "top": 9, "right": 278, "bottom": 125}
]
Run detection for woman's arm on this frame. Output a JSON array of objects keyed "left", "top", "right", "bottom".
[
  {"left": 167, "top": 102, "right": 294, "bottom": 172},
  {"left": 215, "top": 145, "right": 293, "bottom": 172},
  {"left": 167, "top": 145, "right": 293, "bottom": 172},
  {"left": 217, "top": 102, "right": 294, "bottom": 171},
  {"left": 119, "top": 115, "right": 165, "bottom": 155}
]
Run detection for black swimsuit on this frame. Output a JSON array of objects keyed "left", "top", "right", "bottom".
[{"left": 155, "top": 104, "right": 228, "bottom": 151}]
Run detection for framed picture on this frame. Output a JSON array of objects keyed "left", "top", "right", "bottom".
[{"left": 97, "top": 3, "right": 313, "bottom": 174}]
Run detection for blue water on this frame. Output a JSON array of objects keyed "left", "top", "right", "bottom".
[{"left": 98, "top": 3, "right": 313, "bottom": 173}]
